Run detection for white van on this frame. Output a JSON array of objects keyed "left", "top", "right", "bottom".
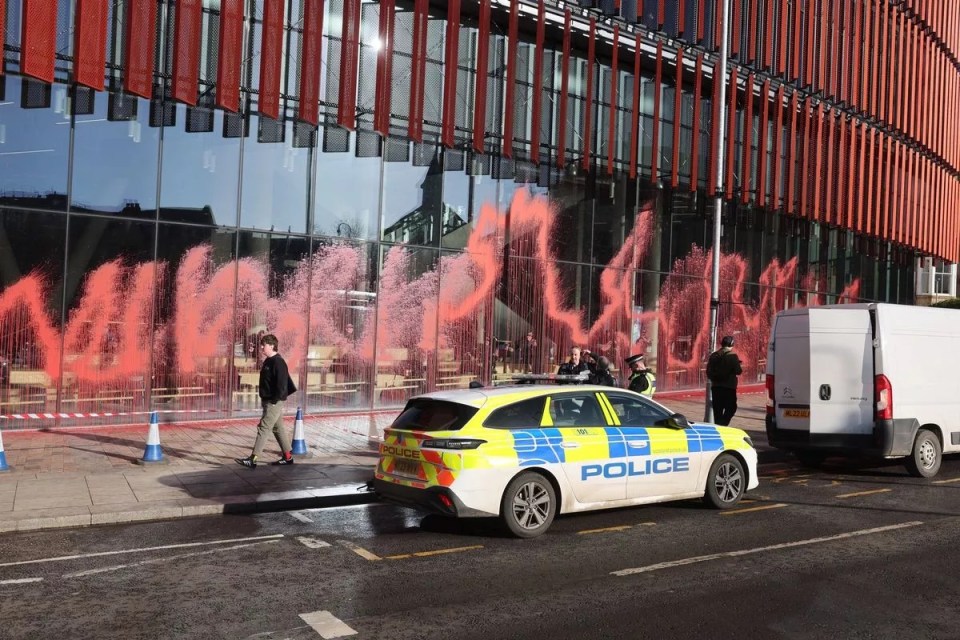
[{"left": 764, "top": 303, "right": 960, "bottom": 477}]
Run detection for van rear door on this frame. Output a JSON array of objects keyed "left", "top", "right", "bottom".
[
  {"left": 772, "top": 311, "right": 812, "bottom": 433},
  {"left": 807, "top": 308, "right": 874, "bottom": 437}
]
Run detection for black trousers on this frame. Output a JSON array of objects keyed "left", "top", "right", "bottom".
[{"left": 711, "top": 386, "right": 738, "bottom": 426}]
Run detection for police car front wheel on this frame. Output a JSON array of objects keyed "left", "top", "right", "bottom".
[
  {"left": 703, "top": 454, "right": 746, "bottom": 509},
  {"left": 501, "top": 472, "right": 557, "bottom": 538}
]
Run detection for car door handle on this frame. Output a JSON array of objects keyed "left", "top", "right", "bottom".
[
  {"left": 560, "top": 442, "right": 579, "bottom": 449},
  {"left": 627, "top": 440, "right": 648, "bottom": 448}
]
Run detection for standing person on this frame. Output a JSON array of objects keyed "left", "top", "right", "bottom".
[
  {"left": 235, "top": 334, "right": 297, "bottom": 468},
  {"left": 624, "top": 354, "right": 656, "bottom": 396},
  {"left": 583, "top": 351, "right": 617, "bottom": 387},
  {"left": 557, "top": 347, "right": 590, "bottom": 381},
  {"left": 706, "top": 335, "right": 743, "bottom": 426},
  {"left": 515, "top": 331, "right": 538, "bottom": 373}
]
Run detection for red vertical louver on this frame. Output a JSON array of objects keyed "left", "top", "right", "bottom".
[
  {"left": 800, "top": 98, "right": 812, "bottom": 217},
  {"left": 472, "top": 0, "right": 490, "bottom": 152},
  {"left": 697, "top": 0, "right": 706, "bottom": 43},
  {"left": 830, "top": 0, "right": 840, "bottom": 98},
  {"left": 771, "top": 85, "right": 784, "bottom": 209},
  {"left": 556, "top": 9, "right": 571, "bottom": 167},
  {"left": 172, "top": 0, "right": 202, "bottom": 105},
  {"left": 0, "top": 0, "right": 5, "bottom": 75},
  {"left": 529, "top": 0, "right": 545, "bottom": 162},
  {"left": 714, "top": 0, "right": 723, "bottom": 50},
  {"left": 581, "top": 17, "right": 595, "bottom": 171},
  {"left": 216, "top": 0, "right": 244, "bottom": 112},
  {"left": 650, "top": 42, "right": 662, "bottom": 183},
  {"left": 690, "top": 55, "right": 703, "bottom": 191},
  {"left": 408, "top": 0, "right": 428, "bottom": 142},
  {"left": 786, "top": 91, "right": 798, "bottom": 213},
  {"left": 124, "top": 0, "right": 158, "bottom": 98},
  {"left": 778, "top": 0, "right": 789, "bottom": 75},
  {"left": 259, "top": 0, "right": 285, "bottom": 119},
  {"left": 607, "top": 26, "right": 619, "bottom": 176},
  {"left": 756, "top": 79, "right": 770, "bottom": 208},
  {"left": 678, "top": 0, "right": 686, "bottom": 35},
  {"left": 74, "top": 0, "right": 108, "bottom": 90},
  {"left": 338, "top": 0, "right": 362, "bottom": 131},
  {"left": 731, "top": 0, "right": 740, "bottom": 56},
  {"left": 856, "top": 118, "right": 867, "bottom": 233},
  {"left": 21, "top": 0, "right": 57, "bottom": 83},
  {"left": 672, "top": 48, "right": 684, "bottom": 189},
  {"left": 870, "top": 0, "right": 881, "bottom": 117},
  {"left": 805, "top": 0, "right": 816, "bottom": 88},
  {"left": 502, "top": 0, "right": 519, "bottom": 157},
  {"left": 824, "top": 108, "right": 835, "bottom": 224},
  {"left": 764, "top": 0, "right": 775, "bottom": 69},
  {"left": 374, "top": 0, "right": 395, "bottom": 135},
  {"left": 724, "top": 65, "right": 737, "bottom": 199},
  {"left": 748, "top": 0, "right": 759, "bottom": 63},
  {"left": 740, "top": 73, "right": 753, "bottom": 205},
  {"left": 299, "top": 0, "right": 325, "bottom": 125},
  {"left": 630, "top": 33, "right": 641, "bottom": 179},
  {"left": 792, "top": 0, "right": 803, "bottom": 82}
]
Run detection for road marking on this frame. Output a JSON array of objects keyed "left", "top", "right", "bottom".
[
  {"left": 720, "top": 503, "right": 788, "bottom": 515},
  {"left": 611, "top": 521, "right": 922, "bottom": 577},
  {"left": 637, "top": 521, "right": 656, "bottom": 526},
  {"left": 63, "top": 540, "right": 280, "bottom": 578},
  {"left": 337, "top": 540, "right": 381, "bottom": 561},
  {"left": 290, "top": 511, "right": 314, "bottom": 524},
  {"left": 0, "top": 534, "right": 285, "bottom": 568},
  {"left": 932, "top": 477, "right": 960, "bottom": 485},
  {"left": 297, "top": 537, "right": 331, "bottom": 549},
  {"left": 384, "top": 545, "right": 484, "bottom": 560},
  {"left": 836, "top": 488, "right": 892, "bottom": 499},
  {"left": 0, "top": 578, "right": 43, "bottom": 585},
  {"left": 578, "top": 525, "right": 632, "bottom": 535},
  {"left": 299, "top": 611, "right": 357, "bottom": 638}
]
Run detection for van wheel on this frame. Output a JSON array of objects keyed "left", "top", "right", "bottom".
[
  {"left": 501, "top": 472, "right": 556, "bottom": 538},
  {"left": 794, "top": 451, "right": 827, "bottom": 468},
  {"left": 703, "top": 454, "right": 746, "bottom": 509},
  {"left": 905, "top": 429, "right": 941, "bottom": 478}
]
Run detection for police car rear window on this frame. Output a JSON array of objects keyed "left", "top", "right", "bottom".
[{"left": 390, "top": 399, "right": 478, "bottom": 432}]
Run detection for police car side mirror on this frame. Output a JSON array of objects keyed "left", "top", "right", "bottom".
[{"left": 655, "top": 413, "right": 690, "bottom": 430}]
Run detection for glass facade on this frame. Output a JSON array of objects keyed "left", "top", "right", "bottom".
[{"left": 0, "top": 0, "right": 941, "bottom": 430}]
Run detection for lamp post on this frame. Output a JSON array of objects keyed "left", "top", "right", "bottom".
[{"left": 704, "top": 0, "right": 732, "bottom": 423}]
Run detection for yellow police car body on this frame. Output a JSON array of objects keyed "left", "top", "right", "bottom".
[{"left": 373, "top": 384, "right": 759, "bottom": 537}]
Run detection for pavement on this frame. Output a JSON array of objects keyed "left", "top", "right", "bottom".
[{"left": 0, "top": 391, "right": 768, "bottom": 534}]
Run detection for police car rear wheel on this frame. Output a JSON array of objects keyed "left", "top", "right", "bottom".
[
  {"left": 501, "top": 472, "right": 556, "bottom": 538},
  {"left": 703, "top": 454, "right": 745, "bottom": 509}
]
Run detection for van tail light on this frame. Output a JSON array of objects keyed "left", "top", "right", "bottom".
[
  {"left": 765, "top": 374, "right": 775, "bottom": 416},
  {"left": 874, "top": 374, "right": 893, "bottom": 421}
]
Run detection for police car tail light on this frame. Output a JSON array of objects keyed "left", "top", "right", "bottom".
[
  {"left": 874, "top": 374, "right": 893, "bottom": 421},
  {"left": 421, "top": 438, "right": 486, "bottom": 450},
  {"left": 765, "top": 375, "right": 775, "bottom": 416}
]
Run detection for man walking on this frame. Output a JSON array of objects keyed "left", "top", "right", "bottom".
[
  {"left": 235, "top": 334, "right": 296, "bottom": 468},
  {"left": 706, "top": 335, "right": 743, "bottom": 426}
]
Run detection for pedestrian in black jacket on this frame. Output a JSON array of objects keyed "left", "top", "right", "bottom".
[
  {"left": 706, "top": 335, "right": 743, "bottom": 426},
  {"left": 236, "top": 334, "right": 297, "bottom": 468}
]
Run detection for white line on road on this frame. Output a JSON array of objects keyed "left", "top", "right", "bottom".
[
  {"left": 337, "top": 540, "right": 381, "bottom": 561},
  {"left": 290, "top": 511, "right": 314, "bottom": 524},
  {"left": 297, "top": 536, "right": 332, "bottom": 549},
  {"left": 611, "top": 521, "right": 923, "bottom": 577},
  {"left": 0, "top": 534, "right": 285, "bottom": 568},
  {"left": 63, "top": 540, "right": 280, "bottom": 578},
  {"left": 0, "top": 577, "right": 43, "bottom": 585},
  {"left": 299, "top": 611, "right": 357, "bottom": 638}
]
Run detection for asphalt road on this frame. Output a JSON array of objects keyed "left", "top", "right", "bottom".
[{"left": 3, "top": 454, "right": 960, "bottom": 639}]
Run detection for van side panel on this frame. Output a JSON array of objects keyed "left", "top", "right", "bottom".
[
  {"left": 875, "top": 305, "right": 960, "bottom": 453},
  {"left": 807, "top": 308, "right": 873, "bottom": 436}
]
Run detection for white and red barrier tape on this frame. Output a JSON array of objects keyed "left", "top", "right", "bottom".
[{"left": 0, "top": 409, "right": 218, "bottom": 420}]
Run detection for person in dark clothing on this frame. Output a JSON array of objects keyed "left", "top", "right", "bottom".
[
  {"left": 236, "top": 334, "right": 297, "bottom": 468},
  {"left": 625, "top": 353, "right": 656, "bottom": 396},
  {"left": 706, "top": 335, "right": 743, "bottom": 426},
  {"left": 557, "top": 347, "right": 590, "bottom": 381},
  {"left": 583, "top": 351, "right": 617, "bottom": 387}
]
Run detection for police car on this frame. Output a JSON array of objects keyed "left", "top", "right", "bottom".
[{"left": 373, "top": 380, "right": 759, "bottom": 538}]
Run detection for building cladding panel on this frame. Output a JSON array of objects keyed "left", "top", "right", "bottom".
[{"left": 0, "top": 0, "right": 954, "bottom": 428}]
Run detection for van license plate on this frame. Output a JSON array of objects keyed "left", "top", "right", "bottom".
[
  {"left": 393, "top": 458, "right": 421, "bottom": 477},
  {"left": 783, "top": 409, "right": 810, "bottom": 418}
]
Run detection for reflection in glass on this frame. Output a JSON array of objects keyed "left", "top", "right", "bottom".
[
  {"left": 314, "top": 133, "right": 381, "bottom": 241},
  {"left": 380, "top": 146, "right": 437, "bottom": 246},
  {"left": 240, "top": 117, "right": 311, "bottom": 234},
  {"left": 0, "top": 78, "right": 71, "bottom": 210},
  {"left": 159, "top": 104, "right": 241, "bottom": 226},
  {"left": 70, "top": 94, "right": 160, "bottom": 215},
  {"left": 0, "top": 208, "right": 67, "bottom": 428}
]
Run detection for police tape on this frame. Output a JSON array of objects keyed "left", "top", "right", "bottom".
[{"left": 0, "top": 409, "right": 219, "bottom": 421}]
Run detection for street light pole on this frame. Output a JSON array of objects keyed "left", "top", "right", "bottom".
[{"left": 704, "top": 0, "right": 731, "bottom": 423}]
